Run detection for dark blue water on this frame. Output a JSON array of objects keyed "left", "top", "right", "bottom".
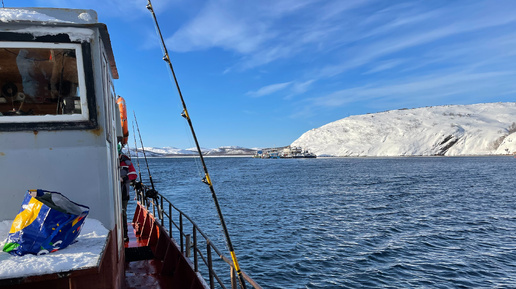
[{"left": 132, "top": 157, "right": 516, "bottom": 288}]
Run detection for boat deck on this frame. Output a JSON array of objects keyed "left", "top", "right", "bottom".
[
  {"left": 124, "top": 228, "right": 174, "bottom": 289},
  {"left": 124, "top": 203, "right": 208, "bottom": 289}
]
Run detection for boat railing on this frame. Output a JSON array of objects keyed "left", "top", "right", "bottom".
[{"left": 134, "top": 183, "right": 262, "bottom": 289}]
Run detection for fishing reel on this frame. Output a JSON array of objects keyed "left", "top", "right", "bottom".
[
  {"left": 132, "top": 180, "right": 143, "bottom": 191},
  {"left": 145, "top": 188, "right": 158, "bottom": 199}
]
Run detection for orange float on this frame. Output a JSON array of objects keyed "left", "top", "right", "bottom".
[{"left": 116, "top": 96, "right": 129, "bottom": 145}]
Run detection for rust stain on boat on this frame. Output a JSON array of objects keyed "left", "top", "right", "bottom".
[{"left": 91, "top": 127, "right": 103, "bottom": 137}]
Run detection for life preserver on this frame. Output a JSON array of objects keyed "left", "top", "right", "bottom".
[{"left": 116, "top": 96, "right": 129, "bottom": 145}]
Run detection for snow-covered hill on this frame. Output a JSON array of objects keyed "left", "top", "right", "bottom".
[
  {"left": 292, "top": 103, "right": 516, "bottom": 157},
  {"left": 124, "top": 146, "right": 256, "bottom": 157}
]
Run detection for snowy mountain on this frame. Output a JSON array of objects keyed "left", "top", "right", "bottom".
[
  {"left": 124, "top": 146, "right": 256, "bottom": 157},
  {"left": 204, "top": 146, "right": 258, "bottom": 156},
  {"left": 291, "top": 103, "right": 516, "bottom": 157},
  {"left": 123, "top": 146, "right": 193, "bottom": 157}
]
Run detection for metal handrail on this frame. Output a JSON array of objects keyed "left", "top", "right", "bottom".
[{"left": 133, "top": 183, "right": 262, "bottom": 289}]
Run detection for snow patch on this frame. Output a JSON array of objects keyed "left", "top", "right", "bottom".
[
  {"left": 0, "top": 8, "right": 97, "bottom": 24},
  {"left": 0, "top": 9, "right": 68, "bottom": 23},
  {"left": 125, "top": 146, "right": 256, "bottom": 157},
  {"left": 78, "top": 12, "right": 93, "bottom": 23},
  {"left": 0, "top": 218, "right": 108, "bottom": 279},
  {"left": 12, "top": 27, "right": 95, "bottom": 42}
]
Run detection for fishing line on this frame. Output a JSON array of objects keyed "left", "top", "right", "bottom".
[
  {"left": 133, "top": 111, "right": 157, "bottom": 194},
  {"left": 154, "top": 45, "right": 204, "bottom": 182},
  {"left": 146, "top": 1, "right": 248, "bottom": 288},
  {"left": 133, "top": 111, "right": 162, "bottom": 222},
  {"left": 154, "top": 29, "right": 204, "bottom": 181},
  {"left": 132, "top": 120, "right": 143, "bottom": 183},
  {"left": 182, "top": 116, "right": 204, "bottom": 181},
  {"left": 130, "top": 120, "right": 145, "bottom": 202}
]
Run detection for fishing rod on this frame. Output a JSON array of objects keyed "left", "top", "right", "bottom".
[
  {"left": 132, "top": 121, "right": 143, "bottom": 183},
  {"left": 131, "top": 120, "right": 146, "bottom": 201},
  {"left": 133, "top": 111, "right": 158, "bottom": 199},
  {"left": 146, "top": 1, "right": 247, "bottom": 288},
  {"left": 124, "top": 137, "right": 132, "bottom": 158}
]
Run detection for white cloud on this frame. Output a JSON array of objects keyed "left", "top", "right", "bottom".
[
  {"left": 167, "top": 0, "right": 308, "bottom": 54},
  {"left": 247, "top": 79, "right": 316, "bottom": 99},
  {"left": 166, "top": 0, "right": 372, "bottom": 69},
  {"left": 246, "top": 82, "right": 292, "bottom": 98},
  {"left": 316, "top": 1, "right": 516, "bottom": 78},
  {"left": 34, "top": 0, "right": 152, "bottom": 17},
  {"left": 291, "top": 80, "right": 315, "bottom": 95},
  {"left": 364, "top": 59, "right": 405, "bottom": 74},
  {"left": 167, "top": 1, "right": 271, "bottom": 54},
  {"left": 312, "top": 71, "right": 516, "bottom": 109}
]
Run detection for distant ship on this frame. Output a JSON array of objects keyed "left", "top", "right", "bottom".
[{"left": 253, "top": 146, "right": 317, "bottom": 158}]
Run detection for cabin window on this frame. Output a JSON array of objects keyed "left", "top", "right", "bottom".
[{"left": 0, "top": 42, "right": 88, "bottom": 123}]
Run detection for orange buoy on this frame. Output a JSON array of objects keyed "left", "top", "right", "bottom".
[{"left": 116, "top": 96, "right": 129, "bottom": 145}]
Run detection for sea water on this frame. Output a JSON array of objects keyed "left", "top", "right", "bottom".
[{"left": 131, "top": 156, "right": 516, "bottom": 288}]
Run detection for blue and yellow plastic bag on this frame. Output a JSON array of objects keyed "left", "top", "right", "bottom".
[{"left": 2, "top": 189, "right": 89, "bottom": 256}]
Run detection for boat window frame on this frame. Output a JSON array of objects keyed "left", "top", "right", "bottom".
[{"left": 0, "top": 33, "right": 97, "bottom": 131}]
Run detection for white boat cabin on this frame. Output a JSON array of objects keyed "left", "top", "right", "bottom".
[{"left": 0, "top": 8, "right": 125, "bottom": 288}]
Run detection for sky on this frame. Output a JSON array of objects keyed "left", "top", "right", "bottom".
[{"left": 6, "top": 0, "right": 516, "bottom": 149}]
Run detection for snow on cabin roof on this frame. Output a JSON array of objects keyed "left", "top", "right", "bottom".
[
  {"left": 0, "top": 8, "right": 97, "bottom": 24},
  {"left": 0, "top": 7, "right": 119, "bottom": 79}
]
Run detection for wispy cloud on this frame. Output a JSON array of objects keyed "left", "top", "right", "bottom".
[
  {"left": 291, "top": 80, "right": 315, "bottom": 95},
  {"left": 35, "top": 0, "right": 152, "bottom": 17},
  {"left": 309, "top": 70, "right": 516, "bottom": 110},
  {"left": 167, "top": 0, "right": 516, "bottom": 76},
  {"left": 167, "top": 0, "right": 371, "bottom": 68},
  {"left": 167, "top": 0, "right": 311, "bottom": 54},
  {"left": 246, "top": 82, "right": 292, "bottom": 98},
  {"left": 246, "top": 79, "right": 316, "bottom": 99},
  {"left": 363, "top": 59, "right": 405, "bottom": 74},
  {"left": 167, "top": 2, "right": 269, "bottom": 54},
  {"left": 316, "top": 1, "right": 516, "bottom": 78}
]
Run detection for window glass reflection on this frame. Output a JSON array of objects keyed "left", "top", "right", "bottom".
[{"left": 0, "top": 47, "right": 81, "bottom": 116}]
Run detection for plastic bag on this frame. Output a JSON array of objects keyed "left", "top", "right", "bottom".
[{"left": 2, "top": 189, "right": 89, "bottom": 256}]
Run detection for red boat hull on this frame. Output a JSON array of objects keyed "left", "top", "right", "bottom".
[{"left": 125, "top": 202, "right": 208, "bottom": 289}]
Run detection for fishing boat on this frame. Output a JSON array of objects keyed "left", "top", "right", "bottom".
[{"left": 0, "top": 7, "right": 260, "bottom": 289}]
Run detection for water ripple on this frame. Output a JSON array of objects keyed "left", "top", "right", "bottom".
[{"left": 142, "top": 157, "right": 516, "bottom": 288}]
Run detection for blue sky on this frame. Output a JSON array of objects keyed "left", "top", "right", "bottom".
[{"left": 10, "top": 0, "right": 516, "bottom": 149}]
